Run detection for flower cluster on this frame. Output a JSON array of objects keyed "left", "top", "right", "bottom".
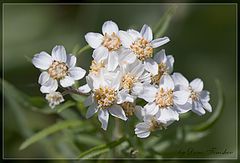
[{"left": 32, "top": 20, "right": 212, "bottom": 138}]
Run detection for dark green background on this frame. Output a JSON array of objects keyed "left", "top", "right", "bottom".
[{"left": 3, "top": 4, "right": 237, "bottom": 159}]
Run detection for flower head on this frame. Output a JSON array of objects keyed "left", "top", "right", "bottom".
[
  {"left": 119, "top": 24, "right": 170, "bottom": 62},
  {"left": 139, "top": 75, "right": 190, "bottom": 122},
  {"left": 45, "top": 91, "right": 64, "bottom": 109},
  {"left": 32, "top": 45, "right": 86, "bottom": 93},
  {"left": 84, "top": 71, "right": 128, "bottom": 130},
  {"left": 172, "top": 73, "right": 212, "bottom": 115},
  {"left": 85, "top": 21, "right": 121, "bottom": 71}
]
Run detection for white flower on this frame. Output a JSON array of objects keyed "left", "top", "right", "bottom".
[
  {"left": 119, "top": 60, "right": 151, "bottom": 101},
  {"left": 172, "top": 73, "right": 212, "bottom": 115},
  {"left": 32, "top": 45, "right": 86, "bottom": 93},
  {"left": 85, "top": 21, "right": 121, "bottom": 71},
  {"left": 121, "top": 101, "right": 145, "bottom": 120},
  {"left": 84, "top": 71, "right": 127, "bottom": 130},
  {"left": 45, "top": 91, "right": 64, "bottom": 109},
  {"left": 119, "top": 24, "right": 170, "bottom": 62},
  {"left": 145, "top": 49, "right": 174, "bottom": 85},
  {"left": 139, "top": 74, "right": 190, "bottom": 122},
  {"left": 134, "top": 112, "right": 173, "bottom": 138}
]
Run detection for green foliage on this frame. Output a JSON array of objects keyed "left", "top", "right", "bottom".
[
  {"left": 19, "top": 120, "right": 84, "bottom": 150},
  {"left": 153, "top": 6, "right": 177, "bottom": 38},
  {"left": 78, "top": 136, "right": 128, "bottom": 158}
]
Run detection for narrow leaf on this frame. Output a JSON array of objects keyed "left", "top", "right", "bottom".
[
  {"left": 19, "top": 120, "right": 83, "bottom": 150},
  {"left": 75, "top": 45, "right": 91, "bottom": 56},
  {"left": 78, "top": 137, "right": 127, "bottom": 158},
  {"left": 56, "top": 101, "right": 75, "bottom": 113},
  {"left": 153, "top": 6, "right": 177, "bottom": 38}
]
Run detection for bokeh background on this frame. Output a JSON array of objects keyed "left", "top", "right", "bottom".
[{"left": 2, "top": 3, "right": 237, "bottom": 160}]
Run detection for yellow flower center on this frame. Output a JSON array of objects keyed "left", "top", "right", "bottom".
[
  {"left": 155, "top": 88, "right": 173, "bottom": 108},
  {"left": 121, "top": 102, "right": 135, "bottom": 117},
  {"left": 89, "top": 60, "right": 105, "bottom": 75},
  {"left": 121, "top": 73, "right": 136, "bottom": 90},
  {"left": 190, "top": 88, "right": 199, "bottom": 101},
  {"left": 151, "top": 63, "right": 167, "bottom": 85},
  {"left": 48, "top": 61, "right": 68, "bottom": 79},
  {"left": 102, "top": 32, "right": 121, "bottom": 51},
  {"left": 130, "top": 38, "right": 153, "bottom": 61},
  {"left": 149, "top": 118, "right": 166, "bottom": 131},
  {"left": 94, "top": 86, "right": 116, "bottom": 108}
]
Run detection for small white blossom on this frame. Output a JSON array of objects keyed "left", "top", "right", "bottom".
[
  {"left": 118, "top": 60, "right": 151, "bottom": 102},
  {"left": 32, "top": 45, "right": 86, "bottom": 93},
  {"left": 119, "top": 24, "right": 170, "bottom": 63},
  {"left": 139, "top": 74, "right": 190, "bottom": 122},
  {"left": 84, "top": 70, "right": 128, "bottom": 130},
  {"left": 85, "top": 21, "right": 121, "bottom": 71},
  {"left": 172, "top": 73, "right": 212, "bottom": 115},
  {"left": 134, "top": 112, "right": 173, "bottom": 138},
  {"left": 45, "top": 91, "right": 64, "bottom": 109},
  {"left": 145, "top": 49, "right": 174, "bottom": 85}
]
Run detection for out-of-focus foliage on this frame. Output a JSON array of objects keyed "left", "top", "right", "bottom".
[{"left": 2, "top": 4, "right": 237, "bottom": 159}]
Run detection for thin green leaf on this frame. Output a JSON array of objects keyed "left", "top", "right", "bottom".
[
  {"left": 189, "top": 79, "right": 224, "bottom": 131},
  {"left": 75, "top": 44, "right": 91, "bottom": 57},
  {"left": 19, "top": 120, "right": 83, "bottom": 150},
  {"left": 56, "top": 101, "right": 75, "bottom": 113},
  {"left": 153, "top": 6, "right": 177, "bottom": 38},
  {"left": 78, "top": 136, "right": 127, "bottom": 158}
]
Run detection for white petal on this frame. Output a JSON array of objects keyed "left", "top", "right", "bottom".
[
  {"left": 84, "top": 95, "right": 94, "bottom": 107},
  {"left": 98, "top": 109, "right": 109, "bottom": 130},
  {"left": 175, "top": 102, "right": 192, "bottom": 114},
  {"left": 107, "top": 52, "right": 119, "bottom": 71},
  {"left": 108, "top": 105, "right": 127, "bottom": 121},
  {"left": 200, "top": 90, "right": 210, "bottom": 102},
  {"left": 159, "top": 74, "right": 174, "bottom": 90},
  {"left": 69, "top": 67, "right": 86, "bottom": 80},
  {"left": 144, "top": 102, "right": 159, "bottom": 116},
  {"left": 130, "top": 60, "right": 144, "bottom": 77},
  {"left": 138, "top": 84, "right": 157, "bottom": 102},
  {"left": 192, "top": 101, "right": 206, "bottom": 116},
  {"left": 151, "top": 37, "right": 170, "bottom": 48},
  {"left": 158, "top": 108, "right": 179, "bottom": 122},
  {"left": 140, "top": 24, "right": 153, "bottom": 41},
  {"left": 119, "top": 30, "right": 134, "bottom": 48},
  {"left": 132, "top": 82, "right": 144, "bottom": 96},
  {"left": 51, "top": 45, "right": 67, "bottom": 62},
  {"left": 153, "top": 49, "right": 167, "bottom": 64},
  {"left": 66, "top": 54, "right": 76, "bottom": 68},
  {"left": 118, "top": 49, "right": 136, "bottom": 65},
  {"left": 85, "top": 32, "right": 103, "bottom": 49},
  {"left": 86, "top": 104, "right": 98, "bottom": 119},
  {"left": 144, "top": 58, "right": 158, "bottom": 75},
  {"left": 40, "top": 79, "right": 58, "bottom": 93},
  {"left": 38, "top": 71, "right": 50, "bottom": 85},
  {"left": 60, "top": 76, "right": 75, "bottom": 87},
  {"left": 190, "top": 78, "right": 203, "bottom": 92},
  {"left": 93, "top": 46, "right": 108, "bottom": 62},
  {"left": 86, "top": 76, "right": 94, "bottom": 90},
  {"left": 117, "top": 90, "right": 134, "bottom": 104},
  {"left": 134, "top": 105, "right": 145, "bottom": 121},
  {"left": 127, "top": 29, "right": 141, "bottom": 40},
  {"left": 102, "top": 21, "right": 119, "bottom": 35},
  {"left": 32, "top": 52, "right": 52, "bottom": 70},
  {"left": 166, "top": 55, "right": 174, "bottom": 73},
  {"left": 172, "top": 73, "right": 189, "bottom": 87},
  {"left": 78, "top": 84, "right": 91, "bottom": 94},
  {"left": 202, "top": 102, "right": 212, "bottom": 112},
  {"left": 135, "top": 122, "right": 151, "bottom": 138},
  {"left": 173, "top": 90, "right": 190, "bottom": 105}
]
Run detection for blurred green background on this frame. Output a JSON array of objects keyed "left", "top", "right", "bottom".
[{"left": 2, "top": 4, "right": 237, "bottom": 159}]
